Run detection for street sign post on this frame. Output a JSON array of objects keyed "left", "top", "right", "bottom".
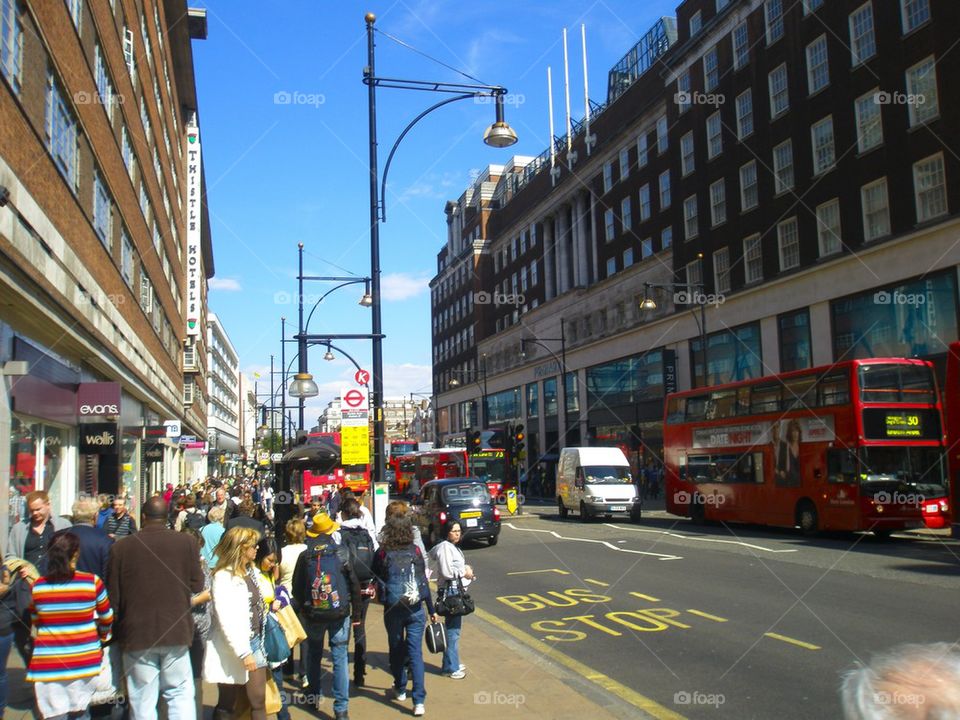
[{"left": 341, "top": 387, "right": 370, "bottom": 465}]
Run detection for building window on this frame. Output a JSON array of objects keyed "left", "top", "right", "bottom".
[
  {"left": 677, "top": 70, "right": 691, "bottom": 114},
  {"left": 736, "top": 90, "right": 753, "bottom": 139},
  {"left": 65, "top": 0, "right": 81, "bottom": 30},
  {"left": 659, "top": 170, "right": 671, "bottom": 210},
  {"left": 641, "top": 238, "right": 654, "bottom": 258},
  {"left": 706, "top": 112, "right": 722, "bottom": 159},
  {"left": 606, "top": 257, "right": 617, "bottom": 277},
  {"left": 681, "top": 132, "right": 695, "bottom": 176},
  {"left": 732, "top": 22, "right": 749, "bottom": 70},
  {"left": 803, "top": 0, "right": 824, "bottom": 13},
  {"left": 906, "top": 56, "right": 939, "bottom": 126},
  {"left": 683, "top": 195, "right": 699, "bottom": 240},
  {"left": 710, "top": 179, "right": 726, "bottom": 227},
  {"left": 816, "top": 199, "right": 842, "bottom": 257},
  {"left": 773, "top": 140, "right": 794, "bottom": 194},
  {"left": 739, "top": 161, "right": 758, "bottom": 211},
  {"left": 603, "top": 161, "right": 613, "bottom": 193},
  {"left": 139, "top": 273, "right": 153, "bottom": 313},
  {"left": 526, "top": 383, "right": 539, "bottom": 419},
  {"left": 901, "top": 0, "right": 930, "bottom": 32},
  {"left": 93, "top": 169, "right": 112, "bottom": 248},
  {"left": 714, "top": 247, "right": 731, "bottom": 294},
  {"left": 811, "top": 116, "right": 835, "bottom": 175},
  {"left": 779, "top": 309, "right": 812, "bottom": 372},
  {"left": 686, "top": 258, "right": 703, "bottom": 289},
  {"left": 861, "top": 177, "right": 890, "bottom": 241},
  {"left": 768, "top": 64, "right": 789, "bottom": 118},
  {"left": 619, "top": 147, "right": 630, "bottom": 181},
  {"left": 623, "top": 248, "right": 635, "bottom": 268},
  {"left": 777, "top": 217, "right": 800, "bottom": 270},
  {"left": 639, "top": 184, "right": 651, "bottom": 221},
  {"left": 604, "top": 208, "right": 615, "bottom": 242},
  {"left": 121, "top": 228, "right": 134, "bottom": 285},
  {"left": 657, "top": 115, "right": 668, "bottom": 153},
  {"left": 2, "top": 0, "right": 24, "bottom": 93},
  {"left": 765, "top": 0, "right": 784, "bottom": 45},
  {"left": 662, "top": 226, "right": 673, "bottom": 250},
  {"left": 703, "top": 47, "right": 719, "bottom": 92},
  {"left": 45, "top": 71, "right": 78, "bottom": 190},
  {"left": 806, "top": 36, "right": 829, "bottom": 94},
  {"left": 849, "top": 3, "right": 876, "bottom": 65},
  {"left": 744, "top": 234, "right": 762, "bottom": 283},
  {"left": 637, "top": 133, "right": 649, "bottom": 167},
  {"left": 855, "top": 89, "right": 883, "bottom": 152},
  {"left": 913, "top": 153, "right": 947, "bottom": 223},
  {"left": 621, "top": 197, "right": 632, "bottom": 232},
  {"left": 94, "top": 44, "right": 115, "bottom": 122},
  {"left": 689, "top": 10, "right": 702, "bottom": 36}
]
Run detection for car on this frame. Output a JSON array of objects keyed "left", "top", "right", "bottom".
[{"left": 412, "top": 477, "right": 501, "bottom": 547}]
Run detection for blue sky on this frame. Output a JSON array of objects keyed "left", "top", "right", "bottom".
[{"left": 192, "top": 0, "right": 677, "bottom": 421}]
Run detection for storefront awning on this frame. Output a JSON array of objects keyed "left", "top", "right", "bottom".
[{"left": 280, "top": 441, "right": 339, "bottom": 473}]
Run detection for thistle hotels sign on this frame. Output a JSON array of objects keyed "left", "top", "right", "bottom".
[{"left": 185, "top": 127, "right": 202, "bottom": 337}]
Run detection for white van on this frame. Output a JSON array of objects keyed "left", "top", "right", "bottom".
[{"left": 556, "top": 446, "right": 641, "bottom": 522}]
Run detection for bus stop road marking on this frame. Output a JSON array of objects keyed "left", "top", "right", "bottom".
[
  {"left": 506, "top": 569, "right": 571, "bottom": 576},
  {"left": 585, "top": 578, "right": 610, "bottom": 587},
  {"left": 686, "top": 609, "right": 728, "bottom": 622},
  {"left": 475, "top": 605, "right": 691, "bottom": 720},
  {"left": 764, "top": 632, "right": 822, "bottom": 650},
  {"left": 629, "top": 592, "right": 661, "bottom": 602},
  {"left": 505, "top": 524, "right": 684, "bottom": 560},
  {"left": 606, "top": 524, "right": 800, "bottom": 553}
]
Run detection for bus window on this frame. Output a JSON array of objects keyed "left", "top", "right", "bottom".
[
  {"left": 666, "top": 397, "right": 686, "bottom": 424},
  {"left": 688, "top": 455, "right": 712, "bottom": 483},
  {"left": 686, "top": 395, "right": 709, "bottom": 422},
  {"left": 819, "top": 373, "right": 850, "bottom": 405},
  {"left": 782, "top": 376, "right": 816, "bottom": 411},
  {"left": 707, "top": 390, "right": 738, "bottom": 420},
  {"left": 751, "top": 385, "right": 781, "bottom": 414},
  {"left": 859, "top": 364, "right": 935, "bottom": 403},
  {"left": 826, "top": 449, "right": 857, "bottom": 484}
]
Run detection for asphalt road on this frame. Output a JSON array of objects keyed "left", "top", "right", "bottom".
[{"left": 456, "top": 501, "right": 960, "bottom": 720}]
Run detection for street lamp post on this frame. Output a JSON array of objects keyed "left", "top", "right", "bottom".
[
  {"left": 640, "top": 281, "right": 708, "bottom": 387},
  {"left": 364, "top": 11, "right": 518, "bottom": 491},
  {"left": 448, "top": 357, "right": 488, "bottom": 429},
  {"left": 520, "top": 319, "right": 568, "bottom": 439}
]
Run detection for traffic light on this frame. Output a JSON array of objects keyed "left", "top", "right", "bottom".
[
  {"left": 468, "top": 430, "right": 482, "bottom": 452},
  {"left": 503, "top": 424, "right": 514, "bottom": 455},
  {"left": 513, "top": 424, "right": 525, "bottom": 456}
]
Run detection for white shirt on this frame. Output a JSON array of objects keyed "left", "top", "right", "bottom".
[{"left": 429, "top": 540, "right": 471, "bottom": 589}]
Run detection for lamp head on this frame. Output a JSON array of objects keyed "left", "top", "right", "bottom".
[
  {"left": 483, "top": 92, "right": 518, "bottom": 148},
  {"left": 323, "top": 348, "right": 335, "bottom": 361},
  {"left": 640, "top": 297, "right": 658, "bottom": 311},
  {"left": 449, "top": 377, "right": 461, "bottom": 388},
  {"left": 288, "top": 372, "right": 319, "bottom": 399}
]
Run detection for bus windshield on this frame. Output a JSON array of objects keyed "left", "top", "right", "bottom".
[
  {"left": 858, "top": 364, "right": 936, "bottom": 403},
  {"left": 583, "top": 465, "right": 633, "bottom": 484},
  {"left": 859, "top": 447, "right": 946, "bottom": 495},
  {"left": 468, "top": 455, "right": 507, "bottom": 484},
  {"left": 391, "top": 442, "right": 418, "bottom": 456}
]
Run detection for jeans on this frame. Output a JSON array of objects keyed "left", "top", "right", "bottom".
[
  {"left": 0, "top": 631, "right": 13, "bottom": 717},
  {"left": 353, "top": 595, "right": 372, "bottom": 680},
  {"left": 383, "top": 606, "right": 426, "bottom": 704},
  {"left": 271, "top": 666, "right": 290, "bottom": 720},
  {"left": 123, "top": 645, "right": 194, "bottom": 720},
  {"left": 47, "top": 711, "right": 90, "bottom": 720},
  {"left": 441, "top": 614, "right": 462, "bottom": 674},
  {"left": 305, "top": 616, "right": 350, "bottom": 714}
]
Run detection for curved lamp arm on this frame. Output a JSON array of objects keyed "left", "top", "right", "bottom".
[{"left": 304, "top": 279, "right": 369, "bottom": 333}]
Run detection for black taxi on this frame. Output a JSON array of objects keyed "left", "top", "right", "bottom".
[{"left": 413, "top": 477, "right": 501, "bottom": 547}]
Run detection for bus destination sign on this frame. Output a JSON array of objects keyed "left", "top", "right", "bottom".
[
  {"left": 884, "top": 412, "right": 922, "bottom": 438},
  {"left": 862, "top": 408, "right": 940, "bottom": 440}
]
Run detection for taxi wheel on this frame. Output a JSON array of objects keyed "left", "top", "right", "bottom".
[{"left": 488, "top": 535, "right": 498, "bottom": 546}]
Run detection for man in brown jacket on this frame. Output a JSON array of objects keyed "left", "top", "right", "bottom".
[{"left": 108, "top": 495, "right": 203, "bottom": 720}]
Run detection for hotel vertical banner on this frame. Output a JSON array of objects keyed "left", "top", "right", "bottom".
[{"left": 185, "top": 127, "right": 202, "bottom": 336}]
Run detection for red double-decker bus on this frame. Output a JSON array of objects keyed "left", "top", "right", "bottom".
[
  {"left": 304, "top": 432, "right": 370, "bottom": 495},
  {"left": 943, "top": 342, "right": 960, "bottom": 530},
  {"left": 664, "top": 357, "right": 947, "bottom": 536},
  {"left": 388, "top": 439, "right": 419, "bottom": 474}
]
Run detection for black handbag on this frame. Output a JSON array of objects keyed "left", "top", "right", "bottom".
[
  {"left": 436, "top": 577, "right": 475, "bottom": 617},
  {"left": 424, "top": 620, "right": 446, "bottom": 654}
]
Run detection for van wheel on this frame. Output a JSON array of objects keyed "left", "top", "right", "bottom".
[
  {"left": 557, "top": 498, "right": 568, "bottom": 519},
  {"left": 630, "top": 506, "right": 642, "bottom": 523},
  {"left": 797, "top": 501, "right": 819, "bottom": 535},
  {"left": 579, "top": 502, "right": 592, "bottom": 522}
]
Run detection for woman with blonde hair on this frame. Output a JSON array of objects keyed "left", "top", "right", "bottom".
[{"left": 203, "top": 526, "right": 268, "bottom": 720}]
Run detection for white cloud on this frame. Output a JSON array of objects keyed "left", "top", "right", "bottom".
[
  {"left": 381, "top": 273, "right": 431, "bottom": 301},
  {"left": 209, "top": 277, "right": 242, "bottom": 291}
]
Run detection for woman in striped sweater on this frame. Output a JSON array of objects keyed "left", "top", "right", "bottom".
[{"left": 27, "top": 530, "right": 113, "bottom": 720}]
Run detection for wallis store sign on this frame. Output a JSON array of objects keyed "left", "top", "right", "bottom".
[{"left": 79, "top": 423, "right": 119, "bottom": 454}]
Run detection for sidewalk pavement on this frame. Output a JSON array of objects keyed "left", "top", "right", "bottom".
[{"left": 5, "top": 600, "right": 633, "bottom": 720}]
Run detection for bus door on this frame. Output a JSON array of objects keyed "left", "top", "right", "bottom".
[
  {"left": 820, "top": 447, "right": 859, "bottom": 529},
  {"left": 686, "top": 454, "right": 736, "bottom": 520}
]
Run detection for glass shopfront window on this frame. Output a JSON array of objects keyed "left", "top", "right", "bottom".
[
  {"left": 458, "top": 401, "right": 476, "bottom": 430},
  {"left": 43, "top": 426, "right": 67, "bottom": 518},
  {"left": 487, "top": 388, "right": 521, "bottom": 425},
  {"left": 121, "top": 428, "right": 140, "bottom": 506},
  {"left": 9, "top": 417, "right": 38, "bottom": 527},
  {"left": 526, "top": 383, "right": 539, "bottom": 419},
  {"left": 831, "top": 273, "right": 958, "bottom": 361},
  {"left": 9, "top": 418, "right": 71, "bottom": 527},
  {"left": 690, "top": 322, "right": 762, "bottom": 388},
  {"left": 565, "top": 372, "right": 579, "bottom": 414},
  {"left": 544, "top": 378, "right": 558, "bottom": 417},
  {"left": 779, "top": 309, "right": 812, "bottom": 372},
  {"left": 586, "top": 351, "right": 664, "bottom": 408}
]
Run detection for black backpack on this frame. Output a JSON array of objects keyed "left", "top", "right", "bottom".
[
  {"left": 339, "top": 526, "right": 375, "bottom": 584},
  {"left": 183, "top": 510, "right": 207, "bottom": 531},
  {"left": 302, "top": 539, "right": 351, "bottom": 621}
]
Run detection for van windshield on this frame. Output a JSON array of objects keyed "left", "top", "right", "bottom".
[{"left": 583, "top": 465, "right": 632, "bottom": 484}]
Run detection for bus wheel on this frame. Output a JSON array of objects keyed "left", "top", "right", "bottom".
[
  {"left": 579, "top": 502, "right": 592, "bottom": 522},
  {"left": 797, "top": 502, "right": 819, "bottom": 535},
  {"left": 690, "top": 496, "right": 706, "bottom": 525},
  {"left": 873, "top": 529, "right": 893, "bottom": 540},
  {"left": 557, "top": 497, "right": 568, "bottom": 520}
]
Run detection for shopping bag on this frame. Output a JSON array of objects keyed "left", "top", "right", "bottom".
[
  {"left": 265, "top": 675, "right": 282, "bottom": 715},
  {"left": 276, "top": 603, "right": 307, "bottom": 649},
  {"left": 424, "top": 620, "right": 446, "bottom": 654},
  {"left": 91, "top": 643, "right": 125, "bottom": 705},
  {"left": 234, "top": 676, "right": 282, "bottom": 719}
]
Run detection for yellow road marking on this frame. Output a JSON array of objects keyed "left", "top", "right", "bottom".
[
  {"left": 629, "top": 592, "right": 661, "bottom": 602},
  {"left": 764, "top": 632, "right": 821, "bottom": 650},
  {"left": 506, "top": 569, "right": 571, "bottom": 576},
  {"left": 584, "top": 578, "right": 609, "bottom": 587},
  {"left": 475, "top": 606, "right": 689, "bottom": 720},
  {"left": 686, "top": 609, "right": 728, "bottom": 623}
]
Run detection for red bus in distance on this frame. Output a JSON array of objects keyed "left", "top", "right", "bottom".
[
  {"left": 305, "top": 432, "right": 370, "bottom": 496},
  {"left": 664, "top": 357, "right": 947, "bottom": 536}
]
